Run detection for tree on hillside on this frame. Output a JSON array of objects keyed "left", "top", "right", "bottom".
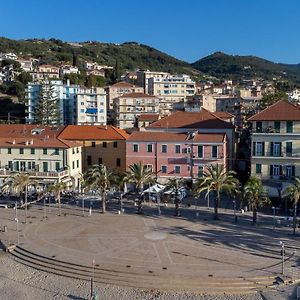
[
  {"left": 194, "top": 164, "right": 239, "bottom": 220},
  {"left": 33, "top": 81, "right": 60, "bottom": 125},
  {"left": 259, "top": 90, "right": 288, "bottom": 110}
]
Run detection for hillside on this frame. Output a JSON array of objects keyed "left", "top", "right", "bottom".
[
  {"left": 0, "top": 37, "right": 201, "bottom": 77},
  {"left": 191, "top": 52, "right": 300, "bottom": 84}
]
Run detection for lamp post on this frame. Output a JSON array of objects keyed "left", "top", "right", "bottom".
[
  {"left": 207, "top": 191, "right": 210, "bottom": 210},
  {"left": 280, "top": 241, "right": 285, "bottom": 275},
  {"left": 14, "top": 202, "right": 18, "bottom": 230},
  {"left": 233, "top": 200, "right": 237, "bottom": 223},
  {"left": 15, "top": 217, "right": 19, "bottom": 245},
  {"left": 43, "top": 194, "right": 47, "bottom": 219},
  {"left": 82, "top": 192, "right": 85, "bottom": 217}
]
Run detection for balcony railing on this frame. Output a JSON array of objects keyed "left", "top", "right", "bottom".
[{"left": 0, "top": 169, "right": 69, "bottom": 178}]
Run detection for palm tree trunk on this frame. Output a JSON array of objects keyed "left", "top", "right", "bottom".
[
  {"left": 293, "top": 201, "right": 297, "bottom": 235},
  {"left": 253, "top": 205, "right": 257, "bottom": 225},
  {"left": 58, "top": 193, "right": 61, "bottom": 216},
  {"left": 102, "top": 190, "right": 106, "bottom": 213},
  {"left": 137, "top": 187, "right": 143, "bottom": 214},
  {"left": 214, "top": 191, "right": 220, "bottom": 220},
  {"left": 175, "top": 187, "right": 180, "bottom": 216},
  {"left": 24, "top": 185, "right": 28, "bottom": 224}
]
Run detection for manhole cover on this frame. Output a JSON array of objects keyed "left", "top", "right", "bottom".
[{"left": 144, "top": 231, "right": 167, "bottom": 241}]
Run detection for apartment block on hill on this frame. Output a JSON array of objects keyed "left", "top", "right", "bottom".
[{"left": 136, "top": 70, "right": 170, "bottom": 94}]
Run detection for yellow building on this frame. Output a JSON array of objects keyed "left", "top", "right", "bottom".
[
  {"left": 58, "top": 125, "right": 129, "bottom": 172},
  {"left": 249, "top": 100, "right": 300, "bottom": 194}
]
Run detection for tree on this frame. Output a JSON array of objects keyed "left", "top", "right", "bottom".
[
  {"left": 124, "top": 162, "right": 154, "bottom": 214},
  {"left": 111, "top": 171, "right": 126, "bottom": 212},
  {"left": 243, "top": 177, "right": 269, "bottom": 225},
  {"left": 259, "top": 90, "right": 288, "bottom": 111},
  {"left": 166, "top": 177, "right": 185, "bottom": 216},
  {"left": 83, "top": 164, "right": 112, "bottom": 213},
  {"left": 285, "top": 177, "right": 300, "bottom": 235},
  {"left": 194, "top": 164, "right": 239, "bottom": 220},
  {"left": 3, "top": 174, "right": 36, "bottom": 223},
  {"left": 48, "top": 182, "right": 67, "bottom": 216},
  {"left": 17, "top": 72, "right": 32, "bottom": 85},
  {"left": 33, "top": 81, "right": 60, "bottom": 125}
]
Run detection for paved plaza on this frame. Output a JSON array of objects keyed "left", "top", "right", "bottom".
[{"left": 0, "top": 199, "right": 300, "bottom": 296}]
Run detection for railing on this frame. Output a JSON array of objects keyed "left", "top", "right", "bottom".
[{"left": 0, "top": 169, "right": 69, "bottom": 178}]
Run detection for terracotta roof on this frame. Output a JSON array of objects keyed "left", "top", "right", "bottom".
[
  {"left": 38, "top": 64, "right": 59, "bottom": 69},
  {"left": 213, "top": 111, "right": 235, "bottom": 119},
  {"left": 58, "top": 125, "right": 129, "bottom": 140},
  {"left": 138, "top": 114, "right": 160, "bottom": 121},
  {"left": 111, "top": 81, "right": 135, "bottom": 88},
  {"left": 0, "top": 125, "right": 80, "bottom": 148},
  {"left": 147, "top": 109, "right": 234, "bottom": 129},
  {"left": 248, "top": 100, "right": 300, "bottom": 121},
  {"left": 119, "top": 92, "right": 157, "bottom": 98},
  {"left": 127, "top": 131, "right": 226, "bottom": 143}
]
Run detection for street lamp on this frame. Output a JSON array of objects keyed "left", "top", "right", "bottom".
[
  {"left": 280, "top": 241, "right": 285, "bottom": 275},
  {"left": 206, "top": 191, "right": 210, "bottom": 210},
  {"left": 15, "top": 217, "right": 19, "bottom": 245},
  {"left": 82, "top": 192, "right": 85, "bottom": 217}
]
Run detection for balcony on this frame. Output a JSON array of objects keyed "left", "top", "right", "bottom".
[{"left": 0, "top": 169, "right": 69, "bottom": 179}]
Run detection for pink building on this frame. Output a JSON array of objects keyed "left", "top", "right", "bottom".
[{"left": 126, "top": 131, "right": 227, "bottom": 181}]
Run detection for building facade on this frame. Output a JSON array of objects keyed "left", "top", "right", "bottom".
[
  {"left": 126, "top": 131, "right": 227, "bottom": 182},
  {"left": 114, "top": 92, "right": 159, "bottom": 129},
  {"left": 249, "top": 100, "right": 300, "bottom": 195},
  {"left": 0, "top": 125, "right": 82, "bottom": 188},
  {"left": 136, "top": 70, "right": 170, "bottom": 94}
]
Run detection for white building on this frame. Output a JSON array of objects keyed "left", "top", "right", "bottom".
[
  {"left": 0, "top": 52, "right": 18, "bottom": 61},
  {"left": 137, "top": 70, "right": 170, "bottom": 94},
  {"left": 59, "top": 65, "right": 80, "bottom": 77},
  {"left": 76, "top": 87, "right": 107, "bottom": 125},
  {"left": 17, "top": 59, "right": 34, "bottom": 72}
]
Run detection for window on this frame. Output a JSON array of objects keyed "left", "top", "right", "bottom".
[
  {"left": 113, "top": 141, "right": 118, "bottom": 148},
  {"left": 286, "top": 142, "right": 292, "bottom": 156},
  {"left": 54, "top": 148, "right": 59, "bottom": 155},
  {"left": 256, "top": 164, "right": 262, "bottom": 174},
  {"left": 55, "top": 162, "right": 60, "bottom": 171},
  {"left": 72, "top": 161, "right": 75, "bottom": 169},
  {"left": 161, "top": 144, "right": 167, "bottom": 153},
  {"left": 161, "top": 165, "right": 167, "bottom": 174},
  {"left": 43, "top": 162, "right": 48, "bottom": 172},
  {"left": 212, "top": 146, "right": 218, "bottom": 158},
  {"left": 7, "top": 148, "right": 11, "bottom": 154},
  {"left": 287, "top": 121, "right": 293, "bottom": 133},
  {"left": 273, "top": 142, "right": 282, "bottom": 156},
  {"left": 270, "top": 164, "right": 281, "bottom": 177},
  {"left": 198, "top": 145, "right": 203, "bottom": 158},
  {"left": 20, "top": 161, "right": 26, "bottom": 171},
  {"left": 286, "top": 165, "right": 293, "bottom": 178},
  {"left": 76, "top": 160, "right": 79, "bottom": 168},
  {"left": 91, "top": 141, "right": 96, "bottom": 147},
  {"left": 43, "top": 148, "right": 47, "bottom": 155},
  {"left": 175, "top": 145, "right": 181, "bottom": 154},
  {"left": 175, "top": 165, "right": 180, "bottom": 174},
  {"left": 198, "top": 166, "right": 203, "bottom": 177},
  {"left": 116, "top": 158, "right": 121, "bottom": 167},
  {"left": 87, "top": 155, "right": 92, "bottom": 165},
  {"left": 77, "top": 147, "right": 79, "bottom": 153},
  {"left": 98, "top": 157, "right": 103, "bottom": 164},
  {"left": 31, "top": 148, "right": 35, "bottom": 154},
  {"left": 19, "top": 148, "right": 24, "bottom": 154},
  {"left": 146, "top": 164, "right": 153, "bottom": 172},
  {"left": 256, "top": 121, "right": 262, "bottom": 133},
  {"left": 133, "top": 144, "right": 139, "bottom": 152},
  {"left": 103, "top": 142, "right": 107, "bottom": 148},
  {"left": 274, "top": 121, "right": 280, "bottom": 133},
  {"left": 147, "top": 144, "right": 153, "bottom": 153},
  {"left": 255, "top": 142, "right": 265, "bottom": 156}
]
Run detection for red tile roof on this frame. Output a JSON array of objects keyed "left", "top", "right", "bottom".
[
  {"left": 119, "top": 92, "right": 157, "bottom": 98},
  {"left": 138, "top": 114, "right": 160, "bottom": 121},
  {"left": 248, "top": 100, "right": 300, "bottom": 121},
  {"left": 111, "top": 81, "right": 135, "bottom": 88},
  {"left": 0, "top": 125, "right": 80, "bottom": 148},
  {"left": 58, "top": 125, "right": 129, "bottom": 140},
  {"left": 127, "top": 131, "right": 226, "bottom": 143},
  {"left": 147, "top": 109, "right": 234, "bottom": 129},
  {"left": 213, "top": 111, "right": 235, "bottom": 119}
]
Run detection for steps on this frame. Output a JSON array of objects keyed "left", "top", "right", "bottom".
[{"left": 10, "top": 245, "right": 278, "bottom": 294}]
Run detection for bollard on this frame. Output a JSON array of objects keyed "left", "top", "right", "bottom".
[{"left": 3, "top": 225, "right": 7, "bottom": 233}]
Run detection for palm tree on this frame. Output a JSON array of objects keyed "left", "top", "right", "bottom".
[
  {"left": 243, "top": 176, "right": 269, "bottom": 225},
  {"left": 194, "top": 164, "right": 239, "bottom": 220},
  {"left": 83, "top": 164, "right": 112, "bottom": 213},
  {"left": 124, "top": 162, "right": 154, "bottom": 214},
  {"left": 48, "top": 181, "right": 67, "bottom": 216},
  {"left": 3, "top": 174, "right": 36, "bottom": 223},
  {"left": 285, "top": 177, "right": 300, "bottom": 235},
  {"left": 111, "top": 171, "right": 126, "bottom": 212},
  {"left": 166, "top": 177, "right": 185, "bottom": 216}
]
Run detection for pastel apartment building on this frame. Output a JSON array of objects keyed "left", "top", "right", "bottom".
[
  {"left": 136, "top": 70, "right": 170, "bottom": 94},
  {"left": 249, "top": 100, "right": 300, "bottom": 192},
  {"left": 30, "top": 64, "right": 60, "bottom": 81},
  {"left": 58, "top": 125, "right": 129, "bottom": 172},
  {"left": 0, "top": 125, "right": 82, "bottom": 188},
  {"left": 148, "top": 74, "right": 196, "bottom": 116},
  {"left": 113, "top": 92, "right": 159, "bottom": 129},
  {"left": 126, "top": 131, "right": 227, "bottom": 182}
]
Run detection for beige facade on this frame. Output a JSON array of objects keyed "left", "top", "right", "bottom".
[
  {"left": 137, "top": 70, "right": 170, "bottom": 94},
  {"left": 114, "top": 93, "right": 159, "bottom": 129},
  {"left": 202, "top": 94, "right": 240, "bottom": 114}
]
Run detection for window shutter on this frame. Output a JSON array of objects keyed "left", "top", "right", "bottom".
[
  {"left": 270, "top": 165, "right": 273, "bottom": 176},
  {"left": 279, "top": 142, "right": 282, "bottom": 156},
  {"left": 292, "top": 166, "right": 296, "bottom": 177},
  {"left": 253, "top": 142, "right": 256, "bottom": 156},
  {"left": 262, "top": 142, "right": 265, "bottom": 156},
  {"left": 279, "top": 165, "right": 283, "bottom": 176},
  {"left": 270, "top": 142, "right": 274, "bottom": 156}
]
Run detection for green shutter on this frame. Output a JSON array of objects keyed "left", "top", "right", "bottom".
[
  {"left": 270, "top": 142, "right": 274, "bottom": 156},
  {"left": 253, "top": 142, "right": 256, "bottom": 156},
  {"left": 262, "top": 142, "right": 265, "bottom": 156},
  {"left": 270, "top": 165, "right": 273, "bottom": 176}
]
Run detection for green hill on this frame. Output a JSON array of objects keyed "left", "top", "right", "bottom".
[
  {"left": 0, "top": 37, "right": 201, "bottom": 77},
  {"left": 191, "top": 52, "right": 300, "bottom": 84}
]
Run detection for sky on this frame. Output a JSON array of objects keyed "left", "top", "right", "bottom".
[{"left": 1, "top": 0, "right": 300, "bottom": 64}]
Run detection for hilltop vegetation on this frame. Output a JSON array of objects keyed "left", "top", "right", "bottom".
[
  {"left": 191, "top": 52, "right": 300, "bottom": 85},
  {"left": 0, "top": 37, "right": 201, "bottom": 77}
]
